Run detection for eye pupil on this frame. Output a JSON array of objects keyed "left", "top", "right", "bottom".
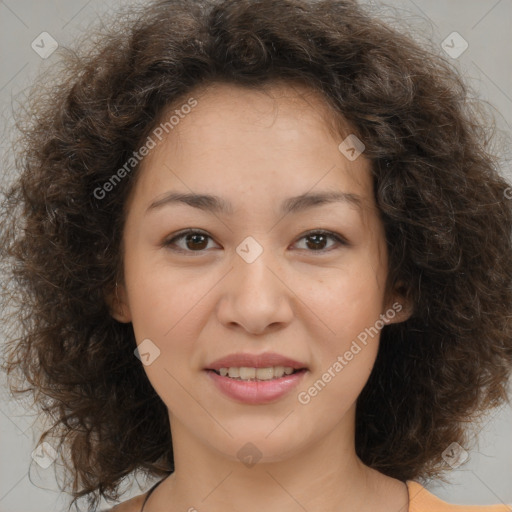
[
  {"left": 187, "top": 233, "right": 208, "bottom": 250},
  {"left": 306, "top": 234, "right": 327, "bottom": 250}
]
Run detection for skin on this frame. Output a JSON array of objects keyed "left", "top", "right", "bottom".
[{"left": 109, "top": 81, "right": 412, "bottom": 512}]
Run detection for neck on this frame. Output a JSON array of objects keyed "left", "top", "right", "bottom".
[{"left": 146, "top": 407, "right": 409, "bottom": 512}]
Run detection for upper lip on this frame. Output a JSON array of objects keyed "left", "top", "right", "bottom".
[{"left": 205, "top": 352, "right": 308, "bottom": 370}]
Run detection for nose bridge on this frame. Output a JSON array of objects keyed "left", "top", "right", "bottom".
[
  {"left": 233, "top": 234, "right": 281, "bottom": 297},
  {"left": 217, "top": 234, "right": 294, "bottom": 333}
]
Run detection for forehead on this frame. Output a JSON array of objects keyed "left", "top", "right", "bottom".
[
  {"left": 170, "top": 80, "right": 349, "bottom": 144},
  {"left": 128, "top": 80, "right": 375, "bottom": 219}
]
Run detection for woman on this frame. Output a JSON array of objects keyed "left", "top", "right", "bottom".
[{"left": 1, "top": 0, "right": 511, "bottom": 511}]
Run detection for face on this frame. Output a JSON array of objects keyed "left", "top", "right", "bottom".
[{"left": 110, "top": 81, "right": 409, "bottom": 464}]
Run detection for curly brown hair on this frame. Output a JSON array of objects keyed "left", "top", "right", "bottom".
[{"left": 1, "top": 0, "right": 512, "bottom": 510}]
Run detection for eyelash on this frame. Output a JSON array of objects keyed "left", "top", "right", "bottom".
[{"left": 162, "top": 229, "right": 348, "bottom": 255}]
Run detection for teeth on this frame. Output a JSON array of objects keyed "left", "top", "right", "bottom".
[
  {"left": 256, "top": 367, "right": 274, "bottom": 380},
  {"left": 217, "top": 366, "right": 297, "bottom": 381},
  {"left": 239, "top": 367, "right": 256, "bottom": 380}
]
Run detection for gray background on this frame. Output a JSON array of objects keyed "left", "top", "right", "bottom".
[{"left": 1, "top": 0, "right": 511, "bottom": 511}]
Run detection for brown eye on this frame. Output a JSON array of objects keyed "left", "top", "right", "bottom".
[
  {"left": 304, "top": 233, "right": 329, "bottom": 251},
  {"left": 185, "top": 233, "right": 208, "bottom": 250},
  {"left": 294, "top": 230, "right": 347, "bottom": 252},
  {"left": 164, "top": 230, "right": 217, "bottom": 253}
]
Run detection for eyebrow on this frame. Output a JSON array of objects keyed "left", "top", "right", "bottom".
[{"left": 146, "top": 190, "right": 363, "bottom": 216}]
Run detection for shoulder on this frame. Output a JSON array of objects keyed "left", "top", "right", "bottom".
[
  {"left": 100, "top": 489, "right": 151, "bottom": 512},
  {"left": 407, "top": 481, "right": 512, "bottom": 512}
]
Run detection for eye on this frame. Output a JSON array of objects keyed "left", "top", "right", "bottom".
[
  {"left": 293, "top": 230, "right": 348, "bottom": 252},
  {"left": 162, "top": 229, "right": 348, "bottom": 254},
  {"left": 163, "top": 229, "right": 218, "bottom": 254}
]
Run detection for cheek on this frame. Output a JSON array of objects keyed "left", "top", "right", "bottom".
[
  {"left": 123, "top": 257, "right": 205, "bottom": 409},
  {"left": 297, "top": 273, "right": 383, "bottom": 416},
  {"left": 305, "top": 262, "right": 386, "bottom": 339},
  {"left": 123, "top": 246, "right": 211, "bottom": 339},
  {"left": 300, "top": 254, "right": 386, "bottom": 400}
]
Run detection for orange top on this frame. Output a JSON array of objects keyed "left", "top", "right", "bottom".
[
  {"left": 104, "top": 479, "right": 512, "bottom": 511},
  {"left": 407, "top": 480, "right": 511, "bottom": 512}
]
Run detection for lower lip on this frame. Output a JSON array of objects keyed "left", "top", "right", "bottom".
[{"left": 205, "top": 369, "right": 308, "bottom": 404}]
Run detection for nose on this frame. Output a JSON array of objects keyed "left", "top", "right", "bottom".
[{"left": 215, "top": 242, "right": 294, "bottom": 335}]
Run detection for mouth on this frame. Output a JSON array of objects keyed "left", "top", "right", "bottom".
[
  {"left": 204, "top": 366, "right": 309, "bottom": 404},
  {"left": 205, "top": 351, "right": 308, "bottom": 378}
]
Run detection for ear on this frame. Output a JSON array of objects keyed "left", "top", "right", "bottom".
[
  {"left": 383, "top": 281, "right": 413, "bottom": 325},
  {"left": 104, "top": 282, "right": 132, "bottom": 323}
]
